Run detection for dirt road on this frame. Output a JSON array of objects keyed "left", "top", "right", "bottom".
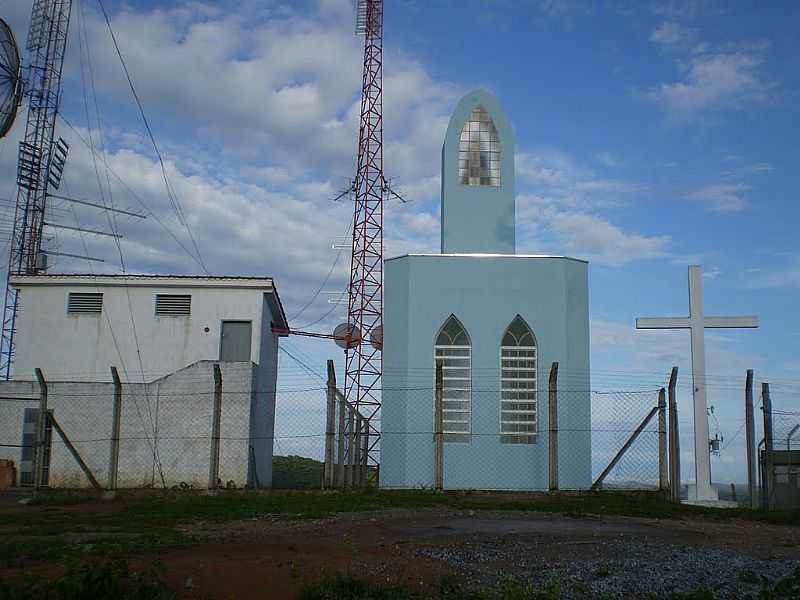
[{"left": 145, "top": 508, "right": 800, "bottom": 598}]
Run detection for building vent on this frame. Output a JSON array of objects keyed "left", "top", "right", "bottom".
[
  {"left": 67, "top": 292, "right": 103, "bottom": 314},
  {"left": 155, "top": 294, "right": 191, "bottom": 316}
]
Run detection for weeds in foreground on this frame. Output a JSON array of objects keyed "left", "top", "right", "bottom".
[
  {"left": 297, "top": 574, "right": 410, "bottom": 600},
  {"left": 2, "top": 565, "right": 799, "bottom": 600},
  {"left": 0, "top": 561, "right": 175, "bottom": 600}
]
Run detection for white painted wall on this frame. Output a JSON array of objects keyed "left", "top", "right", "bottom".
[
  {"left": 11, "top": 277, "right": 277, "bottom": 383},
  {"left": 0, "top": 361, "right": 262, "bottom": 488}
]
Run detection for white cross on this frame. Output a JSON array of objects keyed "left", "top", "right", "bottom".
[{"left": 636, "top": 265, "right": 758, "bottom": 502}]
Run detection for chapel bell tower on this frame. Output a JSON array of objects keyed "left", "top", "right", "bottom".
[{"left": 441, "top": 89, "right": 516, "bottom": 254}]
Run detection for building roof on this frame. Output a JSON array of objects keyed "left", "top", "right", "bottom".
[
  {"left": 11, "top": 273, "right": 276, "bottom": 282},
  {"left": 9, "top": 273, "right": 289, "bottom": 332},
  {"left": 385, "top": 253, "right": 589, "bottom": 264}
]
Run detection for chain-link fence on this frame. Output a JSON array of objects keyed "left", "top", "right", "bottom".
[
  {"left": 761, "top": 385, "right": 800, "bottom": 510},
  {"left": 587, "top": 390, "right": 664, "bottom": 489},
  {"left": 0, "top": 362, "right": 345, "bottom": 492},
  {"left": 375, "top": 386, "right": 665, "bottom": 492},
  {"left": 0, "top": 360, "right": 675, "bottom": 495}
]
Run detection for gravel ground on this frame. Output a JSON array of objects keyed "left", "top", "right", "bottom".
[{"left": 416, "top": 537, "right": 800, "bottom": 599}]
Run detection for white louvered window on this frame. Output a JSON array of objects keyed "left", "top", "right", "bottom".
[
  {"left": 155, "top": 294, "right": 191, "bottom": 316},
  {"left": 434, "top": 315, "right": 471, "bottom": 443},
  {"left": 500, "top": 315, "right": 537, "bottom": 444},
  {"left": 67, "top": 292, "right": 103, "bottom": 314}
]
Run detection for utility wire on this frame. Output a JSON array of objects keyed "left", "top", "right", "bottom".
[
  {"left": 59, "top": 114, "right": 207, "bottom": 273},
  {"left": 290, "top": 223, "right": 351, "bottom": 323},
  {"left": 279, "top": 345, "right": 325, "bottom": 383},
  {"left": 70, "top": 2, "right": 166, "bottom": 486},
  {"left": 96, "top": 0, "right": 208, "bottom": 275}
]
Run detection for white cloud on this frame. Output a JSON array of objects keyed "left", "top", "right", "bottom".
[
  {"left": 643, "top": 23, "right": 773, "bottom": 118},
  {"left": 547, "top": 211, "right": 669, "bottom": 266},
  {"left": 743, "top": 258, "right": 800, "bottom": 290},
  {"left": 516, "top": 149, "right": 638, "bottom": 210},
  {"left": 574, "top": 179, "right": 643, "bottom": 194},
  {"left": 0, "top": 0, "right": 465, "bottom": 335},
  {"left": 514, "top": 149, "right": 666, "bottom": 266},
  {"left": 517, "top": 196, "right": 670, "bottom": 266},
  {"left": 688, "top": 183, "right": 751, "bottom": 212},
  {"left": 650, "top": 21, "right": 701, "bottom": 53},
  {"left": 649, "top": 0, "right": 727, "bottom": 20},
  {"left": 722, "top": 162, "right": 774, "bottom": 178},
  {"left": 595, "top": 152, "right": 622, "bottom": 168}
]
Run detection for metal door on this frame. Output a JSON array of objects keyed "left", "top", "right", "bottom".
[{"left": 220, "top": 321, "right": 252, "bottom": 362}]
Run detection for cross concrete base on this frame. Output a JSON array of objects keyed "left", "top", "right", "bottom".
[
  {"left": 683, "top": 498, "right": 739, "bottom": 509},
  {"left": 684, "top": 484, "right": 738, "bottom": 509},
  {"left": 687, "top": 483, "right": 719, "bottom": 502}
]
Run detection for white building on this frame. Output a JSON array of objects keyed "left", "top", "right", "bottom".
[{"left": 0, "top": 274, "right": 288, "bottom": 489}]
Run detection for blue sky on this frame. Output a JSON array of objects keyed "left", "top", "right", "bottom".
[{"left": 0, "top": 0, "right": 798, "bottom": 483}]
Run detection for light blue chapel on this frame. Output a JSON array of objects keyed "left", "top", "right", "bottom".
[{"left": 381, "top": 89, "right": 591, "bottom": 490}]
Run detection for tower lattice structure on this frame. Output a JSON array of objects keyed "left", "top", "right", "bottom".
[
  {"left": 0, "top": 0, "right": 73, "bottom": 379},
  {"left": 345, "top": 0, "right": 384, "bottom": 440}
]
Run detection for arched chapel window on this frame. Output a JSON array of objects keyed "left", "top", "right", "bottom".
[
  {"left": 458, "top": 105, "right": 501, "bottom": 187},
  {"left": 435, "top": 315, "right": 471, "bottom": 443},
  {"left": 500, "top": 315, "right": 537, "bottom": 444}
]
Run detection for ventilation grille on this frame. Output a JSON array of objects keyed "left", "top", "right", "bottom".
[
  {"left": 155, "top": 294, "right": 191, "bottom": 316},
  {"left": 67, "top": 292, "right": 103, "bottom": 314}
]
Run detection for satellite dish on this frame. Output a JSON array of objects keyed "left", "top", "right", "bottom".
[
  {"left": 0, "top": 18, "right": 22, "bottom": 139},
  {"left": 333, "top": 322, "right": 362, "bottom": 349},
  {"left": 370, "top": 325, "right": 383, "bottom": 351}
]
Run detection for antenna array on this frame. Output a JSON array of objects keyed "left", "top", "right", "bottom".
[{"left": 0, "top": 0, "right": 74, "bottom": 378}]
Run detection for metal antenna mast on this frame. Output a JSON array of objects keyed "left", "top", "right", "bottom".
[
  {"left": 345, "top": 0, "right": 385, "bottom": 442},
  {"left": 0, "top": 0, "right": 74, "bottom": 379}
]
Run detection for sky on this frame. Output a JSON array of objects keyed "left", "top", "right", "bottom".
[{"left": 0, "top": 0, "right": 798, "bottom": 484}]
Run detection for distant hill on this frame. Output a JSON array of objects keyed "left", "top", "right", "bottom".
[{"left": 272, "top": 455, "right": 323, "bottom": 490}]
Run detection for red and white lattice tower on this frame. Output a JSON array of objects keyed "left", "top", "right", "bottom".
[{"left": 345, "top": 0, "right": 384, "bottom": 434}]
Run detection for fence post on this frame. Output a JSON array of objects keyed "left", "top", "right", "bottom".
[
  {"left": 434, "top": 359, "right": 444, "bottom": 491},
  {"left": 668, "top": 367, "right": 680, "bottom": 502},
  {"left": 658, "top": 387, "right": 668, "bottom": 493},
  {"left": 336, "top": 393, "right": 346, "bottom": 489},
  {"left": 34, "top": 368, "right": 48, "bottom": 491},
  {"left": 345, "top": 404, "right": 355, "bottom": 489},
  {"left": 548, "top": 362, "right": 559, "bottom": 492},
  {"left": 744, "top": 369, "right": 757, "bottom": 509},
  {"left": 761, "top": 382, "right": 772, "bottom": 510},
  {"left": 361, "top": 418, "right": 370, "bottom": 486},
  {"left": 355, "top": 414, "right": 363, "bottom": 489},
  {"left": 208, "top": 364, "right": 222, "bottom": 491},
  {"left": 108, "top": 367, "right": 122, "bottom": 491},
  {"left": 324, "top": 360, "right": 336, "bottom": 490}
]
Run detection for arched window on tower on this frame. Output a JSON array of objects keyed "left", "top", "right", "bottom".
[
  {"left": 500, "top": 315, "right": 537, "bottom": 444},
  {"left": 458, "top": 105, "right": 501, "bottom": 187},
  {"left": 435, "top": 315, "right": 471, "bottom": 443}
]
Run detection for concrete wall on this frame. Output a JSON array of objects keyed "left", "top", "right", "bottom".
[
  {"left": 251, "top": 299, "right": 280, "bottom": 487},
  {"left": 382, "top": 254, "right": 591, "bottom": 490},
  {"left": 0, "top": 361, "right": 271, "bottom": 489},
  {"left": 441, "top": 89, "right": 516, "bottom": 254},
  {"left": 12, "top": 283, "right": 270, "bottom": 382}
]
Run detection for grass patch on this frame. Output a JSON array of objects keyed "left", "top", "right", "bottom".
[
  {"left": 272, "top": 455, "right": 324, "bottom": 490},
  {"left": 1, "top": 488, "right": 797, "bottom": 566},
  {"left": 0, "top": 561, "right": 176, "bottom": 599},
  {"left": 299, "top": 574, "right": 411, "bottom": 600},
  {"left": 26, "top": 489, "right": 101, "bottom": 507}
]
